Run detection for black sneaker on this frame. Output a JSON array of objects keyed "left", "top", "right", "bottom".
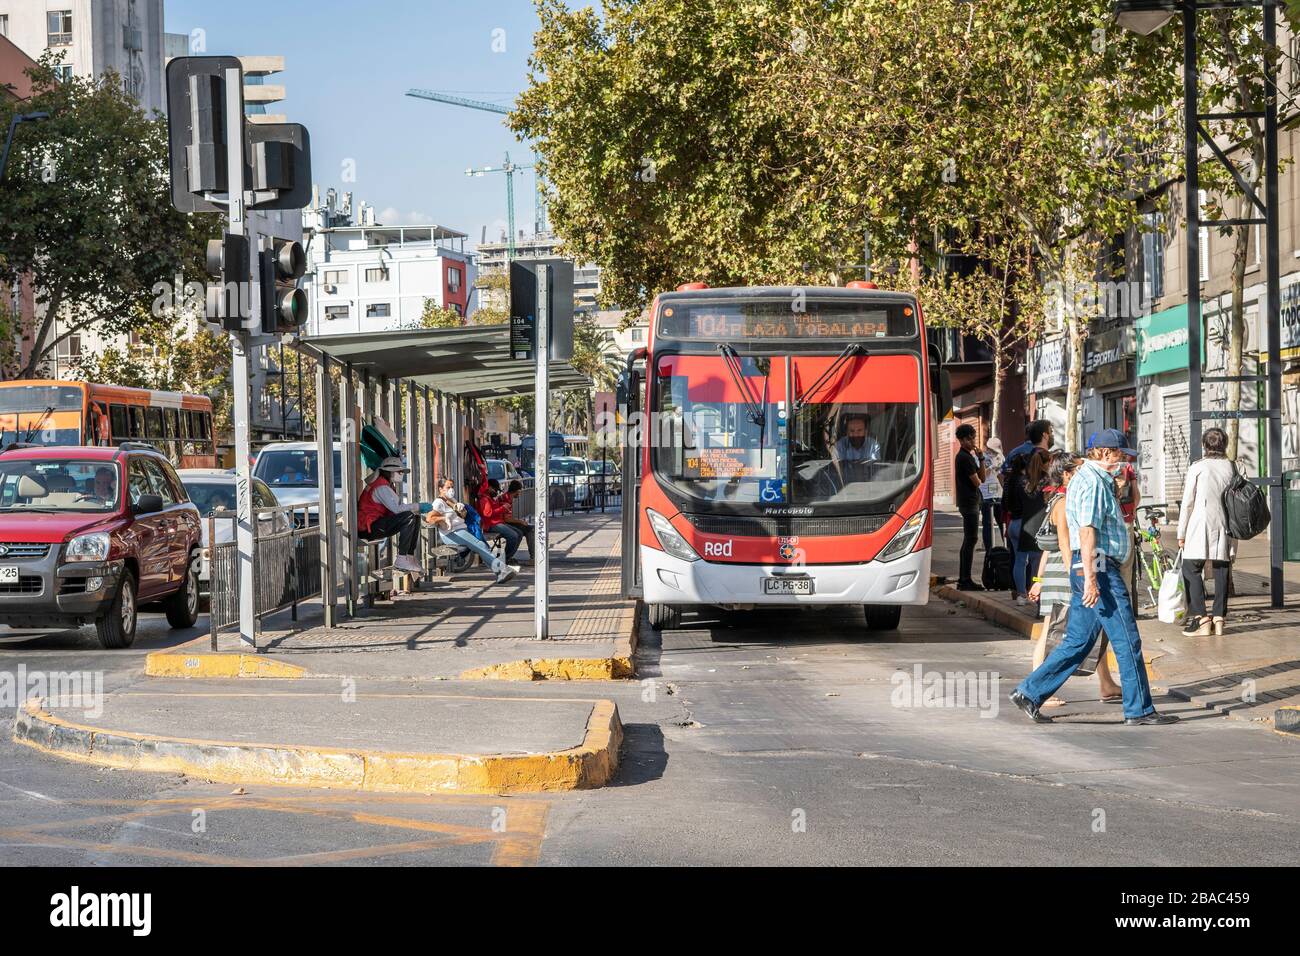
[
  {"left": 1009, "top": 690, "right": 1053, "bottom": 723},
  {"left": 1124, "top": 711, "right": 1180, "bottom": 726},
  {"left": 956, "top": 580, "right": 986, "bottom": 592}
]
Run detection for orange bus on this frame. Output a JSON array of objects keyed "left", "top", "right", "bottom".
[{"left": 0, "top": 380, "right": 217, "bottom": 468}]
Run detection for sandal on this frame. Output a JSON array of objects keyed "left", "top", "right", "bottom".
[{"left": 1099, "top": 693, "right": 1123, "bottom": 703}]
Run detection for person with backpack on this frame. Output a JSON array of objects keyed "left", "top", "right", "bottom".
[
  {"left": 1177, "top": 427, "right": 1237, "bottom": 637},
  {"left": 953, "top": 423, "right": 987, "bottom": 591},
  {"left": 1013, "top": 448, "right": 1050, "bottom": 607},
  {"left": 426, "top": 476, "right": 520, "bottom": 584}
]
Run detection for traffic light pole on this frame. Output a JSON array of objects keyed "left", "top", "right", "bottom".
[{"left": 223, "top": 64, "right": 260, "bottom": 649}]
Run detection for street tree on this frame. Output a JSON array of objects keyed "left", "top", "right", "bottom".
[{"left": 0, "top": 56, "right": 214, "bottom": 379}]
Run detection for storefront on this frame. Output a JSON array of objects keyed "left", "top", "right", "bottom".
[
  {"left": 1080, "top": 325, "right": 1136, "bottom": 451},
  {"left": 1135, "top": 304, "right": 1200, "bottom": 507},
  {"left": 1026, "top": 336, "right": 1071, "bottom": 439}
]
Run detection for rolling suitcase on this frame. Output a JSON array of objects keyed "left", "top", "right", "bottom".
[{"left": 981, "top": 524, "right": 1014, "bottom": 591}]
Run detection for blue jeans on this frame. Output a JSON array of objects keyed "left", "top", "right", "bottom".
[
  {"left": 494, "top": 522, "right": 524, "bottom": 561},
  {"left": 1013, "top": 544, "right": 1040, "bottom": 597},
  {"left": 442, "top": 528, "right": 501, "bottom": 569},
  {"left": 1016, "top": 552, "right": 1155, "bottom": 719},
  {"left": 981, "top": 497, "right": 1000, "bottom": 551}
]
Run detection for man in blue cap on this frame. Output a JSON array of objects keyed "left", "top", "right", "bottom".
[{"left": 1009, "top": 429, "right": 1179, "bottom": 726}]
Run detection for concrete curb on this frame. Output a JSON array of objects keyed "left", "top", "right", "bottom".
[
  {"left": 456, "top": 599, "right": 640, "bottom": 682},
  {"left": 14, "top": 697, "right": 623, "bottom": 795},
  {"left": 145, "top": 650, "right": 307, "bottom": 679},
  {"left": 932, "top": 584, "right": 1038, "bottom": 638},
  {"left": 1274, "top": 705, "right": 1300, "bottom": 738}
]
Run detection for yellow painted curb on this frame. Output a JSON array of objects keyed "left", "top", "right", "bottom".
[
  {"left": 456, "top": 599, "right": 639, "bottom": 682},
  {"left": 145, "top": 651, "right": 307, "bottom": 679},
  {"left": 14, "top": 697, "right": 622, "bottom": 795}
]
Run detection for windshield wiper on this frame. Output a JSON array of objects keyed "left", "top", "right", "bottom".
[
  {"left": 716, "top": 344, "right": 767, "bottom": 427},
  {"left": 21, "top": 406, "right": 55, "bottom": 443},
  {"left": 794, "top": 344, "right": 865, "bottom": 413}
]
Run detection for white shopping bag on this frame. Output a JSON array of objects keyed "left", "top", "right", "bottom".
[{"left": 1157, "top": 551, "right": 1186, "bottom": 624}]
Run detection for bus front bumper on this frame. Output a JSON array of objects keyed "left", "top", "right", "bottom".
[{"left": 640, "top": 545, "right": 931, "bottom": 607}]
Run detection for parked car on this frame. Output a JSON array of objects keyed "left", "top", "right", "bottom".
[
  {"left": 486, "top": 458, "right": 522, "bottom": 484},
  {"left": 0, "top": 443, "right": 202, "bottom": 647},
  {"left": 178, "top": 469, "right": 290, "bottom": 597},
  {"left": 252, "top": 441, "right": 344, "bottom": 523},
  {"left": 549, "top": 456, "right": 593, "bottom": 509},
  {"left": 585, "top": 459, "right": 621, "bottom": 497}
]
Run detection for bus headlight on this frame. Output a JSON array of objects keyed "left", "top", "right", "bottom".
[
  {"left": 65, "top": 532, "right": 110, "bottom": 563},
  {"left": 877, "top": 510, "right": 927, "bottom": 563},
  {"left": 647, "top": 509, "right": 700, "bottom": 563}
]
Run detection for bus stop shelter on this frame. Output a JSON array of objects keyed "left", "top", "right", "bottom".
[{"left": 227, "top": 324, "right": 589, "bottom": 643}]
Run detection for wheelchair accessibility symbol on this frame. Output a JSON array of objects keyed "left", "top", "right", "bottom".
[{"left": 759, "top": 479, "right": 786, "bottom": 503}]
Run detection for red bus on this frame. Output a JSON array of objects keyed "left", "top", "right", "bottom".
[
  {"left": 0, "top": 380, "right": 217, "bottom": 468},
  {"left": 620, "top": 283, "right": 951, "bottom": 632}
]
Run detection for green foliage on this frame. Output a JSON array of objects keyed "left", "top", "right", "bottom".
[{"left": 0, "top": 54, "right": 218, "bottom": 378}]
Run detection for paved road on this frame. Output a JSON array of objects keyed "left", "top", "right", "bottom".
[{"left": 1, "top": 591, "right": 1298, "bottom": 865}]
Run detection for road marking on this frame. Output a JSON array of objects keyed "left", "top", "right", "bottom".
[{"left": 0, "top": 779, "right": 61, "bottom": 803}]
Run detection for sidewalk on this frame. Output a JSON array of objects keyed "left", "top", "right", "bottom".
[
  {"left": 930, "top": 510, "right": 1300, "bottom": 733},
  {"left": 149, "top": 512, "right": 638, "bottom": 681}
]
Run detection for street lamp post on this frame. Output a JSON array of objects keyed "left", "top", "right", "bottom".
[
  {"left": 0, "top": 112, "right": 51, "bottom": 183},
  {"left": 1114, "top": 0, "right": 1286, "bottom": 608}
]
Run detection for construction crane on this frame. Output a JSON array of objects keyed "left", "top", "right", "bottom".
[
  {"left": 405, "top": 89, "right": 548, "bottom": 237},
  {"left": 466, "top": 152, "right": 533, "bottom": 261}
]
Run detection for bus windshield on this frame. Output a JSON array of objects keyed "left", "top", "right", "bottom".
[
  {"left": 652, "top": 352, "right": 922, "bottom": 508},
  {"left": 0, "top": 385, "right": 85, "bottom": 447}
]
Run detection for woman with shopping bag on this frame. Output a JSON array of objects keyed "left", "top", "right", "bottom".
[{"left": 1176, "top": 427, "right": 1236, "bottom": 636}]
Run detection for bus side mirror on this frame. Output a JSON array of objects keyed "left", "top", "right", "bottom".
[{"left": 930, "top": 361, "right": 953, "bottom": 422}]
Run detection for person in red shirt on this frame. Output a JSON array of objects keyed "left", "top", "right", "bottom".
[
  {"left": 357, "top": 457, "right": 427, "bottom": 575},
  {"left": 477, "top": 478, "right": 533, "bottom": 565}
]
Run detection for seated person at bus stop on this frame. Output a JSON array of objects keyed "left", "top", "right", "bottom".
[
  {"left": 357, "top": 457, "right": 429, "bottom": 575},
  {"left": 477, "top": 478, "right": 534, "bottom": 566},
  {"left": 833, "top": 415, "right": 880, "bottom": 463},
  {"left": 426, "top": 476, "right": 519, "bottom": 584}
]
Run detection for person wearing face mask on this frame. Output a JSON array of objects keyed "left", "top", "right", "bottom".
[
  {"left": 426, "top": 476, "right": 519, "bottom": 584},
  {"left": 833, "top": 415, "right": 881, "bottom": 463},
  {"left": 1010, "top": 429, "right": 1178, "bottom": 727},
  {"left": 357, "top": 456, "right": 429, "bottom": 575}
]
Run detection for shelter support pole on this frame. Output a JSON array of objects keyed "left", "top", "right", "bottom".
[
  {"left": 316, "top": 353, "right": 338, "bottom": 628},
  {"left": 341, "top": 364, "right": 360, "bottom": 616}
]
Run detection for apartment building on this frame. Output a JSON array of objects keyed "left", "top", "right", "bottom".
[
  {"left": 0, "top": 1, "right": 166, "bottom": 114},
  {"left": 304, "top": 217, "right": 473, "bottom": 337},
  {"left": 474, "top": 235, "right": 601, "bottom": 317}
]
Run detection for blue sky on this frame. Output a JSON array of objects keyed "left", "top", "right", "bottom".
[{"left": 166, "top": 0, "right": 550, "bottom": 248}]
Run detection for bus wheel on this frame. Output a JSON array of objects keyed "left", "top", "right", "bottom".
[
  {"left": 863, "top": 604, "right": 901, "bottom": 631},
  {"left": 647, "top": 603, "right": 681, "bottom": 631}
]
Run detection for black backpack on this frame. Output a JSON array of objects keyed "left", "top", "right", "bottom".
[{"left": 1222, "top": 462, "right": 1270, "bottom": 540}]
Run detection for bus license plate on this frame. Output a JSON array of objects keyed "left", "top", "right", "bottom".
[
  {"left": 764, "top": 576, "right": 812, "bottom": 596},
  {"left": 0, "top": 566, "right": 18, "bottom": 584}
]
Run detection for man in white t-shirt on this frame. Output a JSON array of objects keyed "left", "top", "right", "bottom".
[{"left": 426, "top": 476, "right": 519, "bottom": 583}]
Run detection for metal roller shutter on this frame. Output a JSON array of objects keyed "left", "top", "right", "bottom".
[{"left": 1162, "top": 391, "right": 1191, "bottom": 505}]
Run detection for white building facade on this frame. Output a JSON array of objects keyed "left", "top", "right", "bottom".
[{"left": 304, "top": 223, "right": 474, "bottom": 337}]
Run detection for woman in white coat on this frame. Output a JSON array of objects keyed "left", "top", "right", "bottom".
[{"left": 1177, "top": 427, "right": 1236, "bottom": 637}]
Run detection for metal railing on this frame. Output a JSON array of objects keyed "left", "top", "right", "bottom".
[{"left": 207, "top": 504, "right": 325, "bottom": 645}]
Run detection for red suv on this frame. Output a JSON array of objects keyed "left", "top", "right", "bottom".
[{"left": 0, "top": 444, "right": 202, "bottom": 647}]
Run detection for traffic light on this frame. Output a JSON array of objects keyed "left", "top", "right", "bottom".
[
  {"left": 205, "top": 231, "right": 250, "bottom": 331},
  {"left": 261, "top": 239, "right": 307, "bottom": 333}
]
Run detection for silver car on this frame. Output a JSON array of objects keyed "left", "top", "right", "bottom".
[{"left": 177, "top": 469, "right": 290, "bottom": 594}]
